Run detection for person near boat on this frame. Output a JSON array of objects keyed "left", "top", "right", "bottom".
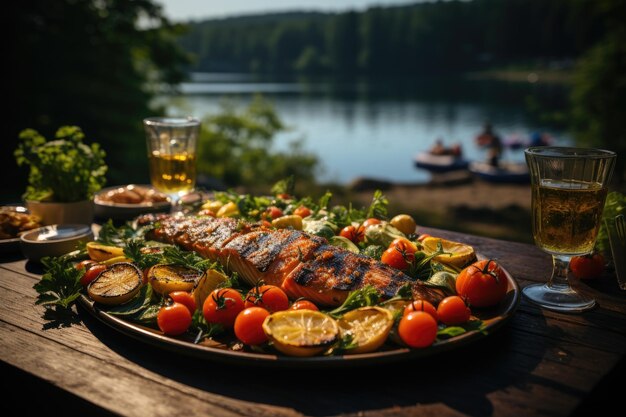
[
  {"left": 429, "top": 138, "right": 462, "bottom": 157},
  {"left": 475, "top": 122, "right": 503, "bottom": 168}
]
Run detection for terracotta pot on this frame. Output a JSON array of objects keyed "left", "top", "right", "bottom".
[{"left": 26, "top": 200, "right": 94, "bottom": 226}]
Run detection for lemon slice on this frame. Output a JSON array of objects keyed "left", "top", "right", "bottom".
[
  {"left": 337, "top": 306, "right": 394, "bottom": 354},
  {"left": 148, "top": 264, "right": 203, "bottom": 295},
  {"left": 192, "top": 269, "right": 228, "bottom": 309},
  {"left": 421, "top": 237, "right": 476, "bottom": 268},
  {"left": 87, "top": 242, "right": 125, "bottom": 262},
  {"left": 262, "top": 310, "right": 339, "bottom": 357},
  {"left": 87, "top": 263, "right": 142, "bottom": 305}
]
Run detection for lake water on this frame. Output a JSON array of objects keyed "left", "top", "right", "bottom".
[{"left": 157, "top": 73, "right": 572, "bottom": 185}]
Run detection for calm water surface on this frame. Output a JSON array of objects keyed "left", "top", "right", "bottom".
[{"left": 157, "top": 73, "right": 572, "bottom": 184}]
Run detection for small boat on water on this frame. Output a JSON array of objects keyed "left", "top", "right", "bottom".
[
  {"left": 468, "top": 161, "right": 530, "bottom": 184},
  {"left": 414, "top": 152, "right": 469, "bottom": 173}
]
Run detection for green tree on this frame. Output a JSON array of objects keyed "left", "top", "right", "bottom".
[
  {"left": 197, "top": 96, "right": 318, "bottom": 188},
  {"left": 570, "top": 0, "right": 626, "bottom": 184},
  {"left": 8, "top": 0, "right": 191, "bottom": 203}
]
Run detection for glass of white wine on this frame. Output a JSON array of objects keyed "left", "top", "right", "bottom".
[
  {"left": 143, "top": 117, "right": 201, "bottom": 212},
  {"left": 524, "top": 147, "right": 616, "bottom": 312}
]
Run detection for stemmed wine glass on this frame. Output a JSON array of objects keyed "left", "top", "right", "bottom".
[
  {"left": 143, "top": 117, "right": 201, "bottom": 212},
  {"left": 524, "top": 147, "right": 616, "bottom": 312}
]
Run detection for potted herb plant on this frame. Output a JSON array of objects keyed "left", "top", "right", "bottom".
[{"left": 14, "top": 126, "right": 107, "bottom": 225}]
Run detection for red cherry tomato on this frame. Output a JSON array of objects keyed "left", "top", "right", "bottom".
[
  {"left": 264, "top": 206, "right": 284, "bottom": 220},
  {"left": 389, "top": 237, "right": 418, "bottom": 254},
  {"left": 339, "top": 225, "right": 365, "bottom": 243},
  {"left": 169, "top": 291, "right": 197, "bottom": 314},
  {"left": 293, "top": 206, "right": 312, "bottom": 218},
  {"left": 245, "top": 284, "right": 290, "bottom": 312},
  {"left": 398, "top": 311, "right": 438, "bottom": 348},
  {"left": 362, "top": 218, "right": 382, "bottom": 229},
  {"left": 381, "top": 247, "right": 414, "bottom": 270},
  {"left": 80, "top": 264, "right": 107, "bottom": 287},
  {"left": 76, "top": 260, "right": 96, "bottom": 270},
  {"left": 157, "top": 302, "right": 192, "bottom": 336},
  {"left": 289, "top": 299, "right": 319, "bottom": 311},
  {"left": 456, "top": 259, "right": 508, "bottom": 308},
  {"left": 202, "top": 288, "right": 245, "bottom": 328},
  {"left": 437, "top": 296, "right": 471, "bottom": 325},
  {"left": 570, "top": 253, "right": 605, "bottom": 280},
  {"left": 234, "top": 307, "right": 270, "bottom": 345},
  {"left": 404, "top": 299, "right": 438, "bottom": 321}
]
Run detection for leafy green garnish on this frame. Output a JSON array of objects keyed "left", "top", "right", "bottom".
[
  {"left": 366, "top": 190, "right": 389, "bottom": 220},
  {"left": 97, "top": 219, "right": 138, "bottom": 246},
  {"left": 598, "top": 191, "right": 625, "bottom": 256},
  {"left": 436, "top": 319, "right": 486, "bottom": 340},
  {"left": 326, "top": 285, "right": 381, "bottom": 318},
  {"left": 191, "top": 310, "right": 225, "bottom": 343},
  {"left": 161, "top": 246, "right": 218, "bottom": 271},
  {"left": 34, "top": 257, "right": 83, "bottom": 309},
  {"left": 106, "top": 285, "right": 154, "bottom": 317}
]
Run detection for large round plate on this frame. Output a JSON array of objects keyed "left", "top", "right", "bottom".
[{"left": 77, "top": 258, "right": 520, "bottom": 368}]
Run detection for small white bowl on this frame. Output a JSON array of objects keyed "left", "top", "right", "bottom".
[{"left": 20, "top": 224, "right": 94, "bottom": 263}]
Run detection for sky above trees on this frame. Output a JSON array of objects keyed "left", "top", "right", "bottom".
[{"left": 156, "top": 0, "right": 419, "bottom": 21}]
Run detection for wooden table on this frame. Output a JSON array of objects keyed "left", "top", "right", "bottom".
[{"left": 1, "top": 227, "right": 624, "bottom": 417}]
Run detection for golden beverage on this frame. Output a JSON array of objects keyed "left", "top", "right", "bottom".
[
  {"left": 532, "top": 179, "right": 607, "bottom": 255},
  {"left": 148, "top": 152, "right": 196, "bottom": 195}
]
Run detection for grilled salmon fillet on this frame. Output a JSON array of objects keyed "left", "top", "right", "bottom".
[{"left": 142, "top": 215, "right": 443, "bottom": 307}]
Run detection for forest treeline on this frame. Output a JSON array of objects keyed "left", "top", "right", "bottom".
[{"left": 179, "top": 0, "right": 604, "bottom": 75}]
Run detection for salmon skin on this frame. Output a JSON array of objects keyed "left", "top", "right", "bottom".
[{"left": 140, "top": 214, "right": 443, "bottom": 307}]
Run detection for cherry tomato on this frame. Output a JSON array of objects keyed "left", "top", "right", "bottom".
[
  {"left": 398, "top": 311, "right": 438, "bottom": 348},
  {"left": 404, "top": 299, "right": 438, "bottom": 321},
  {"left": 202, "top": 288, "right": 245, "bottom": 328},
  {"left": 76, "top": 260, "right": 96, "bottom": 270},
  {"left": 293, "top": 206, "right": 312, "bottom": 218},
  {"left": 437, "top": 296, "right": 471, "bottom": 325},
  {"left": 234, "top": 307, "right": 270, "bottom": 345},
  {"left": 456, "top": 259, "right": 508, "bottom": 308},
  {"left": 339, "top": 225, "right": 365, "bottom": 243},
  {"left": 381, "top": 247, "right": 414, "bottom": 270},
  {"left": 169, "top": 291, "right": 197, "bottom": 314},
  {"left": 289, "top": 299, "right": 319, "bottom": 311},
  {"left": 157, "top": 301, "right": 192, "bottom": 336},
  {"left": 570, "top": 252, "right": 605, "bottom": 280},
  {"left": 389, "top": 237, "right": 418, "bottom": 254},
  {"left": 276, "top": 193, "right": 292, "bottom": 200},
  {"left": 80, "top": 264, "right": 106, "bottom": 287},
  {"left": 245, "top": 284, "right": 290, "bottom": 312},
  {"left": 417, "top": 234, "right": 431, "bottom": 242},
  {"left": 264, "top": 206, "right": 284, "bottom": 220},
  {"left": 362, "top": 218, "right": 382, "bottom": 229}
]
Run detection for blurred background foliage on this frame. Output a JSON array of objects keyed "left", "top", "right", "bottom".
[{"left": 6, "top": 0, "right": 625, "bottom": 204}]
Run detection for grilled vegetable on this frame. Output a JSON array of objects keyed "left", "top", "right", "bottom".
[
  {"left": 147, "top": 264, "right": 203, "bottom": 295},
  {"left": 87, "top": 263, "right": 143, "bottom": 305},
  {"left": 86, "top": 242, "right": 125, "bottom": 262},
  {"left": 191, "top": 269, "right": 228, "bottom": 309}
]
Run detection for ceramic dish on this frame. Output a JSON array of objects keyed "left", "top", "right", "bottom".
[
  {"left": 94, "top": 185, "right": 171, "bottom": 221},
  {"left": 0, "top": 206, "right": 41, "bottom": 255},
  {"left": 20, "top": 224, "right": 94, "bottom": 263}
]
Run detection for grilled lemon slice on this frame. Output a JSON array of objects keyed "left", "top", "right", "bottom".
[
  {"left": 86, "top": 242, "right": 126, "bottom": 262},
  {"left": 262, "top": 310, "right": 339, "bottom": 357},
  {"left": 192, "top": 269, "right": 228, "bottom": 309},
  {"left": 337, "top": 306, "right": 394, "bottom": 354},
  {"left": 421, "top": 237, "right": 476, "bottom": 269},
  {"left": 148, "top": 264, "right": 203, "bottom": 295},
  {"left": 87, "top": 263, "right": 142, "bottom": 305}
]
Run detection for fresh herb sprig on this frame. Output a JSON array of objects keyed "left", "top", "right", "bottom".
[
  {"left": 34, "top": 257, "right": 83, "bottom": 309},
  {"left": 326, "top": 285, "right": 381, "bottom": 318}
]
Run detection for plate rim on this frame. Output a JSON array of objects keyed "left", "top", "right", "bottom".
[{"left": 77, "top": 258, "right": 520, "bottom": 368}]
